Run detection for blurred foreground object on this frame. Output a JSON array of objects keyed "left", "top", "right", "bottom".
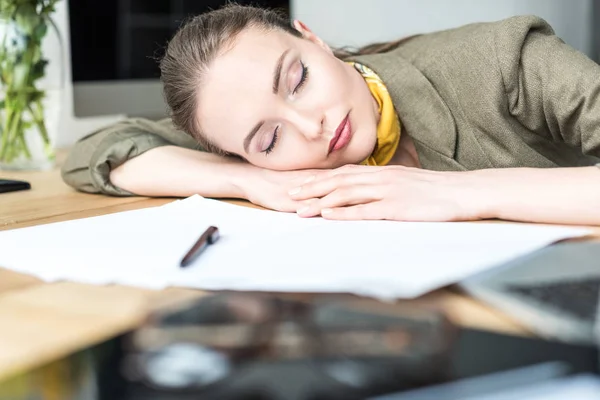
[{"left": 118, "top": 293, "right": 458, "bottom": 400}]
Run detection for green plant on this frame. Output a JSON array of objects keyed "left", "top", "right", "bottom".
[{"left": 0, "top": 0, "right": 60, "bottom": 165}]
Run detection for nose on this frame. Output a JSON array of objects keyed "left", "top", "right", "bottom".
[{"left": 287, "top": 109, "right": 324, "bottom": 141}]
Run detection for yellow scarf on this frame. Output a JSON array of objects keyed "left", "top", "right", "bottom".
[{"left": 348, "top": 62, "right": 401, "bottom": 166}]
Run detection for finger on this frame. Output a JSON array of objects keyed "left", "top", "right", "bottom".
[
  {"left": 289, "top": 171, "right": 383, "bottom": 201},
  {"left": 266, "top": 197, "right": 311, "bottom": 213},
  {"left": 287, "top": 173, "right": 320, "bottom": 187},
  {"left": 317, "top": 164, "right": 390, "bottom": 180},
  {"left": 276, "top": 198, "right": 317, "bottom": 215},
  {"left": 296, "top": 198, "right": 319, "bottom": 212},
  {"left": 291, "top": 165, "right": 389, "bottom": 188},
  {"left": 320, "top": 203, "right": 385, "bottom": 221},
  {"left": 296, "top": 185, "right": 380, "bottom": 217}
]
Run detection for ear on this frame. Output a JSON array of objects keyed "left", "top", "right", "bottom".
[{"left": 293, "top": 20, "right": 333, "bottom": 55}]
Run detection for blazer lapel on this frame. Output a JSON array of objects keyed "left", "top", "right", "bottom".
[{"left": 351, "top": 52, "right": 467, "bottom": 171}]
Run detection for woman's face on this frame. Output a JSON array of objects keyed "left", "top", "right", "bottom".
[{"left": 196, "top": 21, "right": 379, "bottom": 170}]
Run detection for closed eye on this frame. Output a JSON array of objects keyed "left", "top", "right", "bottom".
[
  {"left": 264, "top": 126, "right": 279, "bottom": 155},
  {"left": 293, "top": 61, "right": 309, "bottom": 95}
]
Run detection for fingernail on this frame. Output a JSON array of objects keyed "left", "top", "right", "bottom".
[
  {"left": 321, "top": 208, "right": 333, "bottom": 215},
  {"left": 288, "top": 187, "right": 301, "bottom": 195},
  {"left": 297, "top": 207, "right": 309, "bottom": 215},
  {"left": 303, "top": 176, "right": 315, "bottom": 184}
]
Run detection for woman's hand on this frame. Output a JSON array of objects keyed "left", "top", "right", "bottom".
[
  {"left": 240, "top": 166, "right": 330, "bottom": 213},
  {"left": 288, "top": 165, "right": 488, "bottom": 221}
]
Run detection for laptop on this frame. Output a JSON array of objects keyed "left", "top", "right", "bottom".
[{"left": 460, "top": 241, "right": 600, "bottom": 345}]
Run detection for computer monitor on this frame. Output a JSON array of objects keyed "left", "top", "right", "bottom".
[{"left": 68, "top": 0, "right": 290, "bottom": 119}]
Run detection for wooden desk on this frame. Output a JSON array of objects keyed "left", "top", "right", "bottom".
[{"left": 0, "top": 153, "right": 597, "bottom": 382}]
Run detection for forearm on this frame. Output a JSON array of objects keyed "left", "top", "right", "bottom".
[
  {"left": 471, "top": 166, "right": 600, "bottom": 225},
  {"left": 109, "top": 146, "right": 251, "bottom": 198}
]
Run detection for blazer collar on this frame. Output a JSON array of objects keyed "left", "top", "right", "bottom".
[{"left": 350, "top": 52, "right": 463, "bottom": 170}]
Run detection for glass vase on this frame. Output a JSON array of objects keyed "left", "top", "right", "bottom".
[{"left": 0, "top": 7, "right": 64, "bottom": 171}]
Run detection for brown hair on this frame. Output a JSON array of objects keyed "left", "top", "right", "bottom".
[{"left": 159, "top": 3, "right": 411, "bottom": 155}]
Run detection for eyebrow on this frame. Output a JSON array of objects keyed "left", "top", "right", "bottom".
[
  {"left": 243, "top": 49, "right": 290, "bottom": 153},
  {"left": 273, "top": 49, "right": 290, "bottom": 94}
]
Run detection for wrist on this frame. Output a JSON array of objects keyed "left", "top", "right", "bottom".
[
  {"left": 227, "top": 162, "right": 260, "bottom": 200},
  {"left": 459, "top": 169, "right": 517, "bottom": 221},
  {"left": 186, "top": 154, "right": 252, "bottom": 199}
]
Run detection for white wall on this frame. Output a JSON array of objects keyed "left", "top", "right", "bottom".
[{"left": 291, "top": 0, "right": 594, "bottom": 56}]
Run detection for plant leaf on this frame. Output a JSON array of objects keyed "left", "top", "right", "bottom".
[
  {"left": 14, "top": 4, "right": 40, "bottom": 34},
  {"left": 32, "top": 21, "right": 47, "bottom": 41},
  {"left": 29, "top": 58, "right": 47, "bottom": 81}
]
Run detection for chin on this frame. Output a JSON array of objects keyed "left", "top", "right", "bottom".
[
  {"left": 353, "top": 131, "right": 377, "bottom": 159},
  {"left": 334, "top": 154, "right": 369, "bottom": 168},
  {"left": 348, "top": 144, "right": 375, "bottom": 165}
]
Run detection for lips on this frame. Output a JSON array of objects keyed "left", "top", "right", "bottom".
[{"left": 328, "top": 113, "right": 352, "bottom": 154}]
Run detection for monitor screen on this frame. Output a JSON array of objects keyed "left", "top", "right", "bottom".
[{"left": 68, "top": 0, "right": 290, "bottom": 117}]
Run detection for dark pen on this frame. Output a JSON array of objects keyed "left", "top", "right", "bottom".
[
  {"left": 180, "top": 226, "right": 220, "bottom": 268},
  {"left": 0, "top": 179, "right": 31, "bottom": 194}
]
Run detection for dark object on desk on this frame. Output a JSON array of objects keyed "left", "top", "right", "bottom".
[
  {"left": 106, "top": 293, "right": 458, "bottom": 400},
  {"left": 97, "top": 295, "right": 598, "bottom": 400},
  {"left": 461, "top": 241, "right": 600, "bottom": 345},
  {"left": 0, "top": 179, "right": 30, "bottom": 193},
  {"left": 180, "top": 226, "right": 220, "bottom": 267},
  {"left": 369, "top": 327, "right": 599, "bottom": 400},
  {"left": 506, "top": 277, "right": 600, "bottom": 322}
]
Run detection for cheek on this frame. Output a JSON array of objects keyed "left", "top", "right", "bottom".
[{"left": 314, "top": 59, "right": 353, "bottom": 99}]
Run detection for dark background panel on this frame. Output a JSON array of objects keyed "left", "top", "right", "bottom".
[{"left": 69, "top": 0, "right": 290, "bottom": 81}]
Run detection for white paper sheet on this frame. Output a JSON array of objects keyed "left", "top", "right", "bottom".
[{"left": 0, "top": 195, "right": 591, "bottom": 299}]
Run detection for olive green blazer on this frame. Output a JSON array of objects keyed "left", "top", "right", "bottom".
[{"left": 62, "top": 15, "right": 600, "bottom": 196}]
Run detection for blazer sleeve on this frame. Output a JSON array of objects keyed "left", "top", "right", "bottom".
[
  {"left": 61, "top": 117, "right": 203, "bottom": 196},
  {"left": 496, "top": 15, "right": 600, "bottom": 158}
]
